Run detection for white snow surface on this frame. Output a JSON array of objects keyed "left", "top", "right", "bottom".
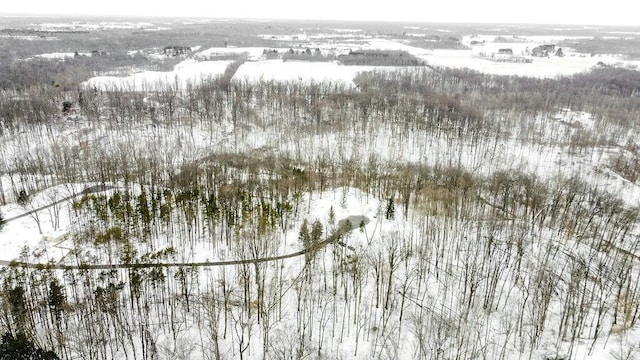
[
  {"left": 0, "top": 183, "right": 92, "bottom": 262},
  {"left": 366, "top": 38, "right": 640, "bottom": 78},
  {"left": 422, "top": 49, "right": 614, "bottom": 77},
  {"left": 83, "top": 60, "right": 233, "bottom": 91},
  {"left": 198, "top": 46, "right": 277, "bottom": 61},
  {"left": 33, "top": 52, "right": 90, "bottom": 59},
  {"left": 233, "top": 60, "right": 357, "bottom": 85},
  {"left": 84, "top": 35, "right": 640, "bottom": 90},
  {"left": 32, "top": 21, "right": 154, "bottom": 31}
]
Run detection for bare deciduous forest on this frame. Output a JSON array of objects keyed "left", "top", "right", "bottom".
[{"left": 1, "top": 17, "right": 640, "bottom": 359}]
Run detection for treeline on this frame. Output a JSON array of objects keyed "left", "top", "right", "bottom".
[
  {"left": 354, "top": 66, "right": 640, "bottom": 147},
  {"left": 0, "top": 53, "right": 182, "bottom": 91},
  {"left": 338, "top": 50, "right": 425, "bottom": 66},
  {"left": 558, "top": 37, "right": 640, "bottom": 58}
]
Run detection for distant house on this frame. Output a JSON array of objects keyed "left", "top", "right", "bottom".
[
  {"left": 498, "top": 48, "right": 513, "bottom": 55},
  {"left": 163, "top": 45, "right": 192, "bottom": 56},
  {"left": 531, "top": 44, "right": 556, "bottom": 57}
]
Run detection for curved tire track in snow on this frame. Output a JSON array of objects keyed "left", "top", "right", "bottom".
[
  {"left": 1, "top": 184, "right": 353, "bottom": 270},
  {"left": 0, "top": 230, "right": 346, "bottom": 270},
  {"left": 2, "top": 184, "right": 114, "bottom": 223}
]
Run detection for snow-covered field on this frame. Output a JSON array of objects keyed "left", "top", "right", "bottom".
[
  {"left": 74, "top": 28, "right": 640, "bottom": 90},
  {"left": 0, "top": 34, "right": 58, "bottom": 40},
  {"left": 83, "top": 44, "right": 639, "bottom": 85},
  {"left": 197, "top": 46, "right": 276, "bottom": 61},
  {"left": 420, "top": 48, "right": 636, "bottom": 77},
  {"left": 83, "top": 60, "right": 233, "bottom": 90},
  {"left": 32, "top": 52, "right": 91, "bottom": 59},
  {"left": 232, "top": 59, "right": 415, "bottom": 85},
  {"left": 31, "top": 21, "right": 156, "bottom": 31}
]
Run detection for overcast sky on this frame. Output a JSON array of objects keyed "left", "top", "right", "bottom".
[{"left": 1, "top": 0, "right": 637, "bottom": 26}]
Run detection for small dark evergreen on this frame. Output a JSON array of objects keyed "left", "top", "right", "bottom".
[
  {"left": 61, "top": 101, "right": 73, "bottom": 114},
  {"left": 17, "top": 190, "right": 28, "bottom": 206},
  {"left": 386, "top": 197, "right": 395, "bottom": 220},
  {"left": 0, "top": 332, "right": 60, "bottom": 360}
]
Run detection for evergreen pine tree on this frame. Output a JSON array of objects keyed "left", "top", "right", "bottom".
[
  {"left": 328, "top": 206, "right": 335, "bottom": 227},
  {"left": 0, "top": 332, "right": 60, "bottom": 360},
  {"left": 385, "top": 197, "right": 395, "bottom": 220},
  {"left": 298, "top": 219, "right": 310, "bottom": 248},
  {"left": 48, "top": 279, "right": 66, "bottom": 325},
  {"left": 311, "top": 220, "right": 323, "bottom": 244},
  {"left": 17, "top": 190, "right": 28, "bottom": 206}
]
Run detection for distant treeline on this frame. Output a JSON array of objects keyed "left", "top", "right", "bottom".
[{"left": 338, "top": 50, "right": 425, "bottom": 66}]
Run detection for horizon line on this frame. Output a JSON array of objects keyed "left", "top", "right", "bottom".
[{"left": 1, "top": 12, "right": 639, "bottom": 28}]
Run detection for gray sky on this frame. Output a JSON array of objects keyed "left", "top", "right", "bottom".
[{"left": 1, "top": 0, "right": 638, "bottom": 26}]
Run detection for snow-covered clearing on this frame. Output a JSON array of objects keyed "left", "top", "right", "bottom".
[
  {"left": 79, "top": 31, "right": 640, "bottom": 91},
  {"left": 362, "top": 38, "right": 640, "bottom": 77},
  {"left": 419, "top": 49, "right": 623, "bottom": 77},
  {"left": 0, "top": 34, "right": 58, "bottom": 41},
  {"left": 32, "top": 52, "right": 91, "bottom": 60},
  {"left": 307, "top": 37, "right": 639, "bottom": 78},
  {"left": 198, "top": 46, "right": 277, "bottom": 61},
  {"left": 31, "top": 21, "right": 154, "bottom": 31},
  {"left": 232, "top": 59, "right": 414, "bottom": 85},
  {"left": 83, "top": 60, "right": 233, "bottom": 91},
  {"left": 0, "top": 183, "right": 94, "bottom": 262}
]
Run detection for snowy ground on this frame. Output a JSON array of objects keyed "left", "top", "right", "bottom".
[
  {"left": 31, "top": 52, "right": 91, "bottom": 60},
  {"left": 0, "top": 183, "right": 92, "bottom": 262},
  {"left": 232, "top": 59, "right": 415, "bottom": 85},
  {"left": 421, "top": 48, "right": 636, "bottom": 77},
  {"left": 197, "top": 46, "right": 280, "bottom": 61},
  {"left": 83, "top": 60, "right": 233, "bottom": 91},
  {"left": 30, "top": 21, "right": 156, "bottom": 31}
]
